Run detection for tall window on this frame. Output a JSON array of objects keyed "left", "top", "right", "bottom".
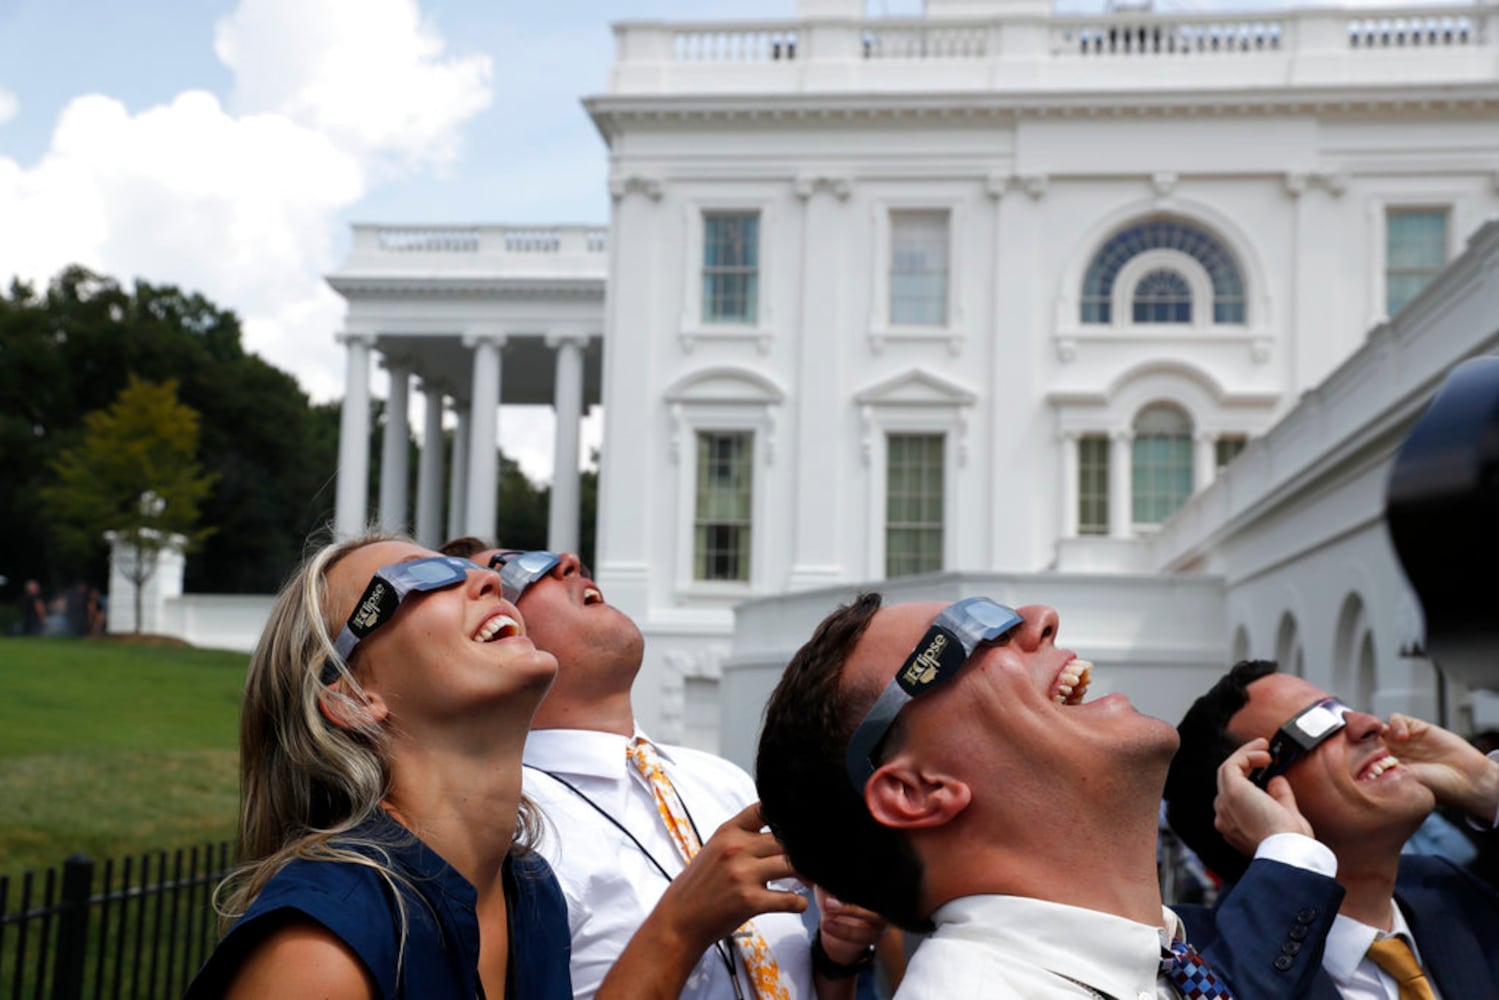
[
  {"left": 1215, "top": 435, "right": 1248, "bottom": 470},
  {"left": 1078, "top": 435, "right": 1110, "bottom": 535},
  {"left": 1132, "top": 404, "right": 1193, "bottom": 525},
  {"left": 1081, "top": 217, "right": 1244, "bottom": 324},
  {"left": 694, "top": 431, "right": 752, "bottom": 581},
  {"left": 1385, "top": 208, "right": 1447, "bottom": 316},
  {"left": 1131, "top": 269, "right": 1192, "bottom": 323},
  {"left": 885, "top": 434, "right": 944, "bottom": 576},
  {"left": 702, "top": 213, "right": 759, "bottom": 324},
  {"left": 889, "top": 211, "right": 949, "bottom": 326}
]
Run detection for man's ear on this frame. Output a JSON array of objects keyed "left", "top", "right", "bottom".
[
  {"left": 318, "top": 680, "right": 389, "bottom": 730},
  {"left": 865, "top": 759, "right": 972, "bottom": 830}
]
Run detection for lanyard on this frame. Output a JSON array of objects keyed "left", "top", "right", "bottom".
[{"left": 526, "top": 764, "right": 747, "bottom": 1000}]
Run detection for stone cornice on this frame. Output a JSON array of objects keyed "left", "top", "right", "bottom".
[
  {"left": 586, "top": 84, "right": 1499, "bottom": 132},
  {"left": 326, "top": 275, "right": 606, "bottom": 301}
]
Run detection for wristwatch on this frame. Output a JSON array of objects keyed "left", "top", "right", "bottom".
[{"left": 811, "top": 934, "right": 876, "bottom": 980}]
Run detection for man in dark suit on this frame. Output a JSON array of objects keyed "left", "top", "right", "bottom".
[
  {"left": 1167, "top": 660, "right": 1499, "bottom": 999},
  {"left": 757, "top": 594, "right": 1345, "bottom": 999}
]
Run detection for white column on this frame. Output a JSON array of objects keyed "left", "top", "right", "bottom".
[
  {"left": 414, "top": 379, "right": 446, "bottom": 547},
  {"left": 464, "top": 332, "right": 504, "bottom": 539},
  {"left": 1109, "top": 429, "right": 1133, "bottom": 539},
  {"left": 447, "top": 403, "right": 470, "bottom": 542},
  {"left": 547, "top": 332, "right": 588, "bottom": 554},
  {"left": 1194, "top": 431, "right": 1217, "bottom": 493},
  {"left": 1059, "top": 431, "right": 1080, "bottom": 538},
  {"left": 377, "top": 359, "right": 412, "bottom": 533},
  {"left": 334, "top": 331, "right": 374, "bottom": 538}
]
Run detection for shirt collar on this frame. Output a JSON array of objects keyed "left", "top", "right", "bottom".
[
  {"left": 523, "top": 724, "right": 681, "bottom": 776},
  {"left": 1324, "top": 900, "right": 1412, "bottom": 987},
  {"left": 932, "top": 895, "right": 1173, "bottom": 998}
]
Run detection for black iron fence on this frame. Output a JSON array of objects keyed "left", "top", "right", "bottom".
[{"left": 0, "top": 844, "right": 232, "bottom": 1000}]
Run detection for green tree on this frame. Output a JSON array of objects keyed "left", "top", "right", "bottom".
[
  {"left": 42, "top": 376, "right": 217, "bottom": 632},
  {"left": 0, "top": 267, "right": 341, "bottom": 597}
]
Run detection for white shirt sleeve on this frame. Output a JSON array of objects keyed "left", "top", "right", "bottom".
[{"left": 1253, "top": 831, "right": 1338, "bottom": 877}]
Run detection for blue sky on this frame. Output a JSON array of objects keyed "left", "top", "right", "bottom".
[{"left": 0, "top": 0, "right": 1432, "bottom": 479}]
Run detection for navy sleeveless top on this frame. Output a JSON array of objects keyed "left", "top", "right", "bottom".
[{"left": 186, "top": 813, "right": 571, "bottom": 998}]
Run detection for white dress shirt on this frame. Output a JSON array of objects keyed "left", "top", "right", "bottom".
[
  {"left": 1323, "top": 902, "right": 1444, "bottom": 1000},
  {"left": 523, "top": 727, "right": 815, "bottom": 1000},
  {"left": 896, "top": 836, "right": 1336, "bottom": 1000},
  {"left": 898, "top": 896, "right": 1188, "bottom": 1000}
]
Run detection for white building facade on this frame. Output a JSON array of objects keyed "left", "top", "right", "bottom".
[
  {"left": 319, "top": 0, "right": 1499, "bottom": 752},
  {"left": 584, "top": 0, "right": 1499, "bottom": 744}
]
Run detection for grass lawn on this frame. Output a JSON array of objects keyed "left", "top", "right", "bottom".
[{"left": 0, "top": 637, "right": 247, "bottom": 882}]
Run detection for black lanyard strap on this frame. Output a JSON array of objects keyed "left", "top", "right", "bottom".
[{"left": 525, "top": 764, "right": 747, "bottom": 1000}]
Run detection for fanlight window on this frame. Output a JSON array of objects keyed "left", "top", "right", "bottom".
[
  {"left": 1081, "top": 219, "right": 1245, "bottom": 325},
  {"left": 1132, "top": 269, "right": 1192, "bottom": 324}
]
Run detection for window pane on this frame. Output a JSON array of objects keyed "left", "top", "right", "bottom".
[
  {"left": 1131, "top": 405, "right": 1193, "bottom": 524},
  {"left": 886, "top": 433, "right": 944, "bottom": 576},
  {"left": 889, "top": 211, "right": 949, "bottom": 326},
  {"left": 703, "top": 213, "right": 760, "bottom": 325},
  {"left": 1385, "top": 208, "right": 1446, "bottom": 316},
  {"left": 694, "top": 431, "right": 752, "bottom": 580},
  {"left": 1131, "top": 269, "right": 1192, "bottom": 324},
  {"left": 1215, "top": 436, "right": 1247, "bottom": 469},
  {"left": 1078, "top": 435, "right": 1110, "bottom": 535}
]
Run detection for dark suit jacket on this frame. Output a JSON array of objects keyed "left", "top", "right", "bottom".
[
  {"left": 1177, "top": 858, "right": 1344, "bottom": 999},
  {"left": 1181, "top": 854, "right": 1499, "bottom": 1000}
]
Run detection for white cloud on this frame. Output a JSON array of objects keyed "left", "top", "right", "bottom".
[
  {"left": 0, "top": 89, "right": 17, "bottom": 125},
  {"left": 214, "top": 0, "right": 492, "bottom": 171},
  {"left": 0, "top": 0, "right": 494, "bottom": 407}
]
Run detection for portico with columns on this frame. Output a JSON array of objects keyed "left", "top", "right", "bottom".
[{"left": 326, "top": 225, "right": 607, "bottom": 548}]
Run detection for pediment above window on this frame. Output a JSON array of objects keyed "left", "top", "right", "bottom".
[
  {"left": 664, "top": 366, "right": 785, "bottom": 406},
  {"left": 854, "top": 368, "right": 976, "bottom": 408}
]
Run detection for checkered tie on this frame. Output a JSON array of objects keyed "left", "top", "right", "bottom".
[
  {"left": 627, "top": 737, "right": 791, "bottom": 1000},
  {"left": 1162, "top": 939, "right": 1235, "bottom": 1000}
]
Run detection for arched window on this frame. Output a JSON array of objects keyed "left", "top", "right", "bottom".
[
  {"left": 1132, "top": 269, "right": 1192, "bottom": 323},
  {"left": 1131, "top": 403, "right": 1193, "bottom": 524},
  {"left": 1081, "top": 218, "right": 1246, "bottom": 324}
]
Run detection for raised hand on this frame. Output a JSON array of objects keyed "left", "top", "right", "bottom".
[
  {"left": 1214, "top": 737, "right": 1313, "bottom": 855},
  {"left": 1384, "top": 713, "right": 1499, "bottom": 823}
]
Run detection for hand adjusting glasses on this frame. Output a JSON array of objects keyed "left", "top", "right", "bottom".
[
  {"left": 322, "top": 555, "right": 487, "bottom": 684},
  {"left": 844, "top": 597, "right": 1023, "bottom": 792},
  {"left": 1249, "top": 696, "right": 1352, "bottom": 789}
]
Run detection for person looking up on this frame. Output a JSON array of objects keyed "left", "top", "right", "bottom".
[
  {"left": 451, "top": 542, "right": 887, "bottom": 1000},
  {"left": 1167, "top": 660, "right": 1499, "bottom": 999},
  {"left": 188, "top": 535, "right": 571, "bottom": 999},
  {"left": 756, "top": 593, "right": 1347, "bottom": 999}
]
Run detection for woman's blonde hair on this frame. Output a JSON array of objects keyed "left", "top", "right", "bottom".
[{"left": 217, "top": 531, "right": 542, "bottom": 926}]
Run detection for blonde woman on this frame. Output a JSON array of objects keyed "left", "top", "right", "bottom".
[{"left": 187, "top": 536, "right": 570, "bottom": 999}]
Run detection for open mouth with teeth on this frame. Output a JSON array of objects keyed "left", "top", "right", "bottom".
[
  {"left": 472, "top": 612, "right": 522, "bottom": 643},
  {"left": 1051, "top": 659, "right": 1093, "bottom": 705},
  {"left": 582, "top": 586, "right": 604, "bottom": 606},
  {"left": 1358, "top": 754, "right": 1402, "bottom": 781}
]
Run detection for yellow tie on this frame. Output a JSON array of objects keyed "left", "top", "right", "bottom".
[
  {"left": 1366, "top": 937, "right": 1436, "bottom": 1000},
  {"left": 627, "top": 737, "right": 791, "bottom": 1000}
]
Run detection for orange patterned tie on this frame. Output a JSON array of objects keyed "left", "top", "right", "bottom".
[
  {"left": 627, "top": 737, "right": 791, "bottom": 1000},
  {"left": 1366, "top": 937, "right": 1436, "bottom": 1000}
]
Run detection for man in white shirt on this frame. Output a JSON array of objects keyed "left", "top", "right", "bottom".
[
  {"left": 1167, "top": 661, "right": 1499, "bottom": 999},
  {"left": 474, "top": 547, "right": 884, "bottom": 1000},
  {"left": 755, "top": 594, "right": 1347, "bottom": 999}
]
